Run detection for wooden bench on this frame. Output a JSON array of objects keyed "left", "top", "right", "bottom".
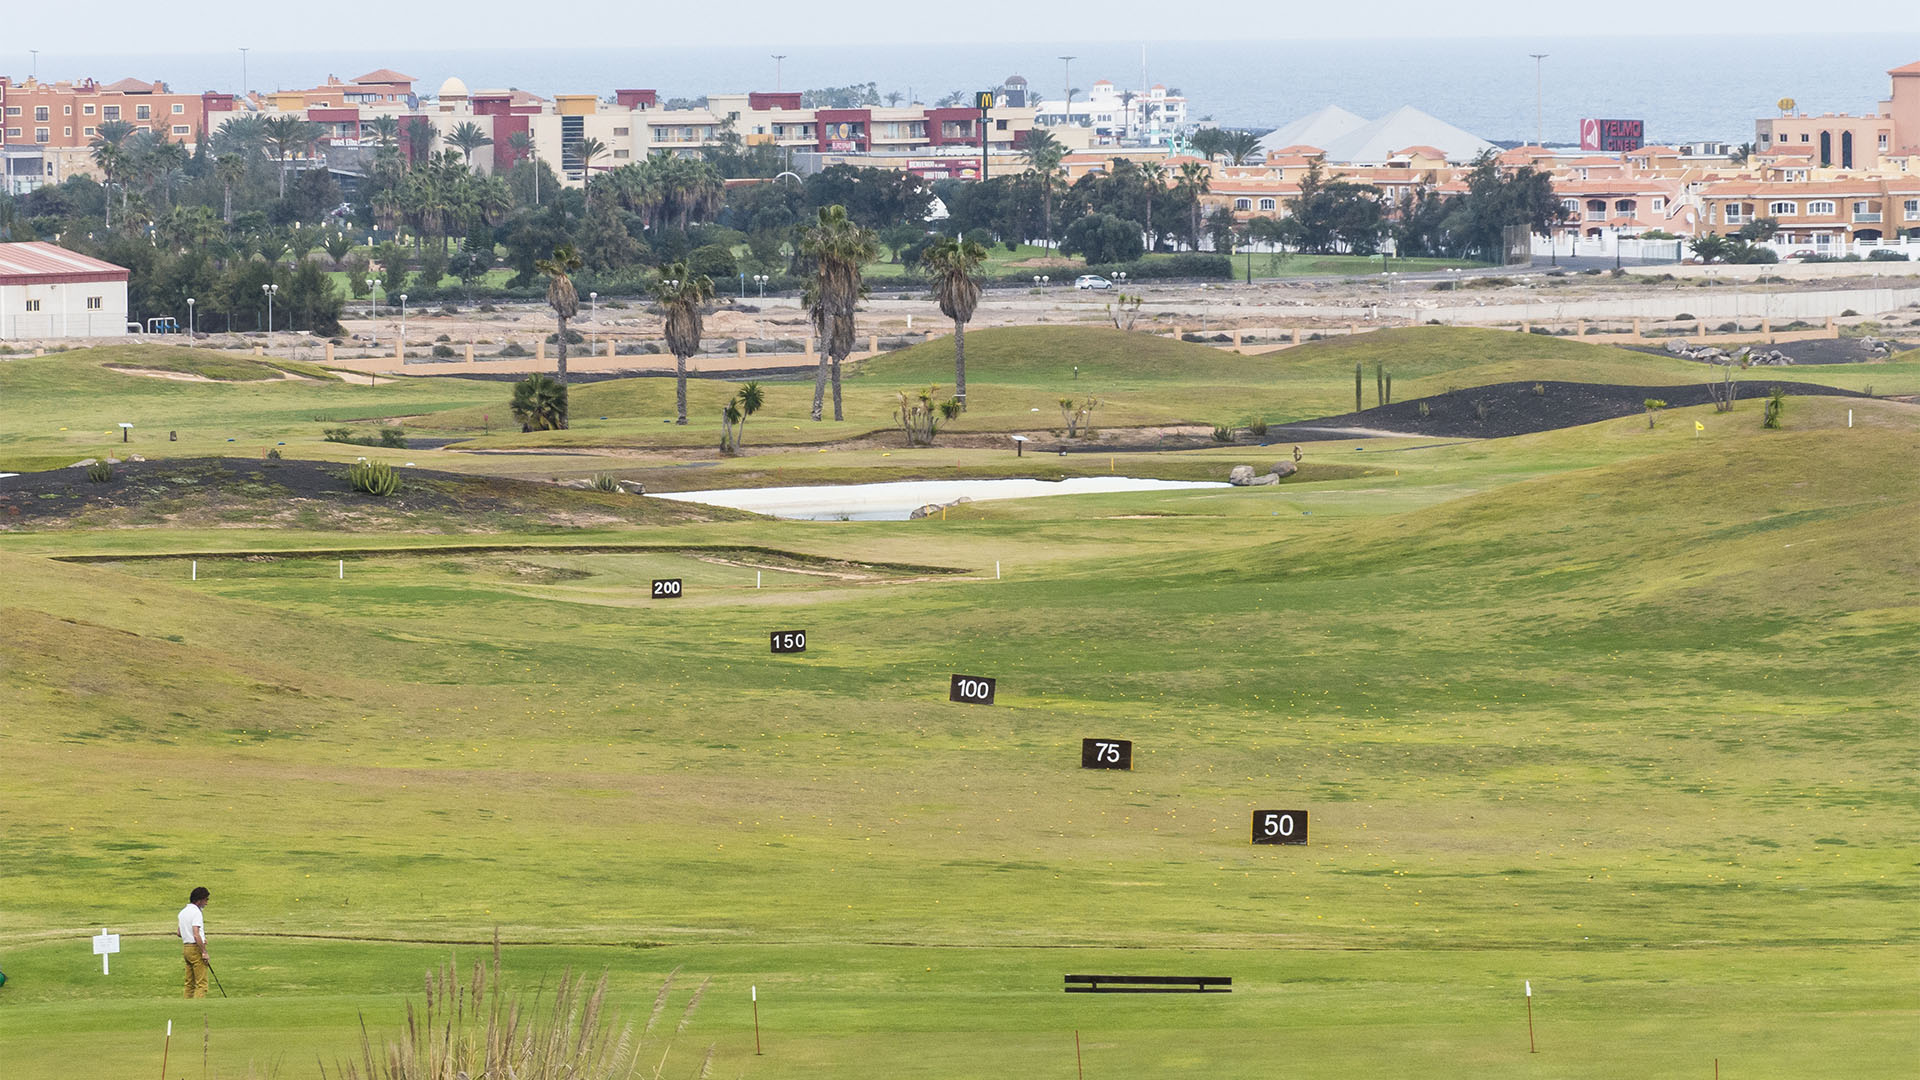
[{"left": 1063, "top": 974, "right": 1231, "bottom": 994}]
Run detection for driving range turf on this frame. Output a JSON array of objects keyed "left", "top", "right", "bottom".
[{"left": 1, "top": 327, "right": 1916, "bottom": 1077}]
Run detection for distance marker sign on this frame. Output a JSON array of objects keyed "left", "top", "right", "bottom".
[
  {"left": 770, "top": 630, "right": 807, "bottom": 654},
  {"left": 949, "top": 675, "right": 996, "bottom": 705},
  {"left": 651, "top": 579, "right": 683, "bottom": 599},
  {"left": 1081, "top": 738, "right": 1132, "bottom": 770},
  {"left": 1251, "top": 810, "right": 1308, "bottom": 845}
]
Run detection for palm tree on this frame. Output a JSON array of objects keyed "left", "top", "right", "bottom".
[
  {"left": 1177, "top": 160, "right": 1212, "bottom": 250},
  {"left": 534, "top": 244, "right": 583, "bottom": 392},
  {"left": 923, "top": 236, "right": 986, "bottom": 409},
  {"left": 800, "top": 204, "right": 880, "bottom": 422},
  {"left": 404, "top": 118, "right": 437, "bottom": 164},
  {"left": 446, "top": 121, "right": 493, "bottom": 168},
  {"left": 1022, "top": 129, "right": 1067, "bottom": 248},
  {"left": 214, "top": 154, "right": 246, "bottom": 222},
  {"left": 734, "top": 381, "right": 765, "bottom": 450},
  {"left": 508, "top": 130, "right": 539, "bottom": 205},
  {"left": 653, "top": 261, "right": 716, "bottom": 425},
  {"left": 510, "top": 373, "right": 569, "bottom": 432},
  {"left": 1187, "top": 128, "right": 1227, "bottom": 163},
  {"left": 1224, "top": 130, "right": 1263, "bottom": 166},
  {"left": 262, "top": 115, "right": 319, "bottom": 197},
  {"left": 89, "top": 120, "right": 139, "bottom": 226},
  {"left": 573, "top": 137, "right": 606, "bottom": 206},
  {"left": 368, "top": 115, "right": 401, "bottom": 149},
  {"left": 1140, "top": 161, "right": 1167, "bottom": 251}
]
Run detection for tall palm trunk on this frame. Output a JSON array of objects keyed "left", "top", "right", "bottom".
[
  {"left": 953, "top": 318, "right": 968, "bottom": 408},
  {"left": 830, "top": 351, "right": 844, "bottom": 421},
  {"left": 811, "top": 353, "right": 829, "bottom": 422},
  {"left": 674, "top": 352, "right": 689, "bottom": 424},
  {"left": 555, "top": 314, "right": 569, "bottom": 384}
]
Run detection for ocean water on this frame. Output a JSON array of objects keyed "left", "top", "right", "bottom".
[{"left": 16, "top": 35, "right": 1920, "bottom": 144}]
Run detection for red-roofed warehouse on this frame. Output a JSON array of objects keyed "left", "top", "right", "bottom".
[{"left": 0, "top": 242, "right": 130, "bottom": 339}]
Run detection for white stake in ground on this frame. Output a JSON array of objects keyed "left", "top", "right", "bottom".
[
  {"left": 92, "top": 928, "right": 119, "bottom": 974},
  {"left": 751, "top": 984, "right": 762, "bottom": 1055},
  {"left": 339, "top": 559, "right": 345, "bottom": 580},
  {"left": 1525, "top": 979, "right": 1537, "bottom": 1053}
]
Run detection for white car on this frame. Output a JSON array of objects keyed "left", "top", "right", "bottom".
[{"left": 1074, "top": 275, "right": 1114, "bottom": 290}]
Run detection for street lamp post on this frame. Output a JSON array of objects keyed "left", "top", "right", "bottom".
[
  {"left": 262, "top": 282, "right": 279, "bottom": 338},
  {"left": 754, "top": 274, "right": 769, "bottom": 298},
  {"left": 1114, "top": 271, "right": 1127, "bottom": 289},
  {"left": 1058, "top": 56, "right": 1076, "bottom": 127},
  {"left": 186, "top": 298, "right": 195, "bottom": 345},
  {"left": 239, "top": 47, "right": 249, "bottom": 100},
  {"left": 1529, "top": 53, "right": 1548, "bottom": 149}
]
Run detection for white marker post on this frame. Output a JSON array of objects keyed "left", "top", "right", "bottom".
[
  {"left": 996, "top": 561, "right": 1001, "bottom": 580},
  {"left": 92, "top": 929, "right": 120, "bottom": 974},
  {"left": 191, "top": 560, "right": 197, "bottom": 581},
  {"left": 339, "top": 559, "right": 345, "bottom": 580},
  {"left": 1525, "top": 980, "right": 1536, "bottom": 1053},
  {"left": 751, "top": 984, "right": 762, "bottom": 1055}
]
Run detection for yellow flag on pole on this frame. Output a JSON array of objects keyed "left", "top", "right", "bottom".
[{"left": 1694, "top": 420, "right": 1705, "bottom": 432}]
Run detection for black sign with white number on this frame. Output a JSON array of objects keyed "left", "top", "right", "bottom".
[
  {"left": 770, "top": 630, "right": 807, "bottom": 654},
  {"left": 651, "top": 578, "right": 683, "bottom": 599},
  {"left": 948, "top": 674, "right": 996, "bottom": 705},
  {"left": 1081, "top": 738, "right": 1132, "bottom": 770},
  {"left": 1251, "top": 810, "right": 1308, "bottom": 845}
]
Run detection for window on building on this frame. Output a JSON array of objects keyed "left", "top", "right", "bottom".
[
  {"left": 1880, "top": 134, "right": 1889, "bottom": 150},
  {"left": 25, "top": 299, "right": 41, "bottom": 312},
  {"left": 1233, "top": 198, "right": 1251, "bottom": 210},
  {"left": 1808, "top": 200, "right": 1836, "bottom": 215},
  {"left": 136, "top": 105, "right": 151, "bottom": 120},
  {"left": 84, "top": 126, "right": 95, "bottom": 136},
  {"left": 172, "top": 125, "right": 190, "bottom": 135},
  {"left": 84, "top": 104, "right": 95, "bottom": 115},
  {"left": 172, "top": 103, "right": 185, "bottom": 114},
  {"left": 34, "top": 127, "right": 49, "bottom": 143},
  {"left": 64, "top": 127, "right": 72, "bottom": 137},
  {"left": 34, "top": 106, "right": 49, "bottom": 122},
  {"left": 1652, "top": 197, "right": 1666, "bottom": 212},
  {"left": 4, "top": 128, "right": 19, "bottom": 138},
  {"left": 613, "top": 149, "right": 629, "bottom": 158},
  {"left": 4, "top": 106, "right": 20, "bottom": 116},
  {"left": 1905, "top": 198, "right": 1919, "bottom": 220},
  {"left": 1799, "top": 133, "right": 1809, "bottom": 142},
  {"left": 103, "top": 106, "right": 120, "bottom": 120},
  {"left": 87, "top": 296, "right": 103, "bottom": 309},
  {"left": 1769, "top": 201, "right": 1797, "bottom": 216},
  {"left": 612, "top": 127, "right": 629, "bottom": 136},
  {"left": 64, "top": 105, "right": 72, "bottom": 115},
  {"left": 1258, "top": 197, "right": 1276, "bottom": 211}
]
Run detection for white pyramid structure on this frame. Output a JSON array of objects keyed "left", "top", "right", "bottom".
[
  {"left": 1317, "top": 105, "right": 1496, "bottom": 165},
  {"left": 1256, "top": 105, "right": 1367, "bottom": 155}
]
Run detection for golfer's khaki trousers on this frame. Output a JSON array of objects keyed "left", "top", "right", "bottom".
[{"left": 183, "top": 944, "right": 209, "bottom": 998}]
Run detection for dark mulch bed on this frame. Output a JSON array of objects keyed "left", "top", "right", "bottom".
[
  {"left": 1267, "top": 380, "right": 1866, "bottom": 441},
  {"left": 0, "top": 456, "right": 672, "bottom": 528},
  {"left": 1625, "top": 337, "right": 1916, "bottom": 365}
]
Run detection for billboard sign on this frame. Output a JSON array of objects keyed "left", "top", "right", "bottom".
[{"left": 1580, "top": 118, "right": 1644, "bottom": 153}]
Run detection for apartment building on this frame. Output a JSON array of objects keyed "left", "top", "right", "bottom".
[
  {"left": 0, "top": 76, "right": 235, "bottom": 192},
  {"left": 1754, "top": 61, "right": 1920, "bottom": 169},
  {"left": 1698, "top": 178, "right": 1920, "bottom": 249}
]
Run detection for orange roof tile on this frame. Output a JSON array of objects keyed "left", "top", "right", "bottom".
[{"left": 352, "top": 69, "right": 417, "bottom": 85}]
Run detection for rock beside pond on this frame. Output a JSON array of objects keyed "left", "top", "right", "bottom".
[{"left": 1270, "top": 460, "right": 1298, "bottom": 479}]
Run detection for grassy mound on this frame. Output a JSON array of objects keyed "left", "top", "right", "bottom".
[{"left": 858, "top": 325, "right": 1245, "bottom": 385}]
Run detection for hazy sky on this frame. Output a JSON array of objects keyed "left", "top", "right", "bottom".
[{"left": 9, "top": 1, "right": 1919, "bottom": 53}]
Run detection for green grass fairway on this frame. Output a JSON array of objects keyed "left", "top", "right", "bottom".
[{"left": 1, "top": 335, "right": 1915, "bottom": 1077}]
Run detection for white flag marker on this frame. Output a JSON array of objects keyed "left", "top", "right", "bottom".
[{"left": 1525, "top": 980, "right": 1532, "bottom": 997}]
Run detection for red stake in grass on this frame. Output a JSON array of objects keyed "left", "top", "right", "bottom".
[{"left": 1525, "top": 980, "right": 1537, "bottom": 1053}]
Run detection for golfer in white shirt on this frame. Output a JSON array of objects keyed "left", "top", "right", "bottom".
[{"left": 178, "top": 886, "right": 211, "bottom": 998}]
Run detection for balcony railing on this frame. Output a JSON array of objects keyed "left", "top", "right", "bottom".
[
  {"left": 1585, "top": 211, "right": 1608, "bottom": 221},
  {"left": 1852, "top": 213, "right": 1882, "bottom": 223}
]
